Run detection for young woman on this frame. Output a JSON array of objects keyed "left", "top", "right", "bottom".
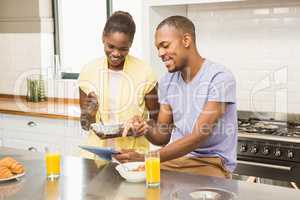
[{"left": 78, "top": 11, "right": 159, "bottom": 159}]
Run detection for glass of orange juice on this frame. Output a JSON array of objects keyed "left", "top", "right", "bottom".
[
  {"left": 45, "top": 148, "right": 61, "bottom": 179},
  {"left": 145, "top": 151, "right": 160, "bottom": 188}
]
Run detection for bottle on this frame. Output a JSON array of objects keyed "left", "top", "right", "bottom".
[
  {"left": 38, "top": 76, "right": 46, "bottom": 101},
  {"left": 33, "top": 80, "right": 39, "bottom": 102}
]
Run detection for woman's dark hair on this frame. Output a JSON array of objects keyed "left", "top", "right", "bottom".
[{"left": 103, "top": 11, "right": 136, "bottom": 43}]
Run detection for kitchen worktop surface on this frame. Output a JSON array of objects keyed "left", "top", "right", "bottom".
[
  {"left": 0, "top": 95, "right": 80, "bottom": 120},
  {"left": 0, "top": 147, "right": 299, "bottom": 200}
]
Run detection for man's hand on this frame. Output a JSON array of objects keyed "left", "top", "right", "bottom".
[
  {"left": 113, "top": 149, "right": 144, "bottom": 163},
  {"left": 122, "top": 116, "right": 151, "bottom": 137}
]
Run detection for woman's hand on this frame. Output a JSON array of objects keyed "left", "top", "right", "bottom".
[
  {"left": 122, "top": 115, "right": 151, "bottom": 137},
  {"left": 113, "top": 149, "right": 144, "bottom": 163}
]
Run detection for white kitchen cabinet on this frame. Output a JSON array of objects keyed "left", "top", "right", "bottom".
[
  {"left": 64, "top": 136, "right": 86, "bottom": 157},
  {"left": 0, "top": 114, "right": 87, "bottom": 156}
]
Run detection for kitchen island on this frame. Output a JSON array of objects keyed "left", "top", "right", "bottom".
[{"left": 0, "top": 147, "right": 299, "bottom": 200}]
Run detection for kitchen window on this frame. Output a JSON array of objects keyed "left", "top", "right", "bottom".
[
  {"left": 54, "top": 0, "right": 142, "bottom": 79},
  {"left": 53, "top": 0, "right": 110, "bottom": 78}
]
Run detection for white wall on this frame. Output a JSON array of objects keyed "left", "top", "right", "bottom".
[
  {"left": 112, "top": 0, "right": 143, "bottom": 59},
  {"left": 188, "top": 2, "right": 300, "bottom": 113},
  {"left": 0, "top": 33, "right": 55, "bottom": 95},
  {"left": 145, "top": 0, "right": 300, "bottom": 114},
  {"left": 0, "top": 0, "right": 56, "bottom": 97}
]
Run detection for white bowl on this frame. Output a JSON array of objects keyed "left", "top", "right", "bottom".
[
  {"left": 91, "top": 123, "right": 123, "bottom": 135},
  {"left": 115, "top": 162, "right": 145, "bottom": 183}
]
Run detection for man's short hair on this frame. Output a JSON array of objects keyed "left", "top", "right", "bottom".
[{"left": 156, "top": 15, "right": 196, "bottom": 43}]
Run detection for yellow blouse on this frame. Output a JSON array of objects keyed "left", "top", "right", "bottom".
[{"left": 78, "top": 55, "right": 157, "bottom": 159}]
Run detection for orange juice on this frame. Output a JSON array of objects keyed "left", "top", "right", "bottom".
[
  {"left": 45, "top": 153, "right": 60, "bottom": 178},
  {"left": 145, "top": 157, "right": 160, "bottom": 187}
]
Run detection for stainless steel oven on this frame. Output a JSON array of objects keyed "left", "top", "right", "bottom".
[{"left": 234, "top": 113, "right": 300, "bottom": 183}]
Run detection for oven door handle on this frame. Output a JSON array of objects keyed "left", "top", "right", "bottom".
[{"left": 237, "top": 160, "right": 292, "bottom": 171}]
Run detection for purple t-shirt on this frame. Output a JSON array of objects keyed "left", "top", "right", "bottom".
[{"left": 158, "top": 59, "right": 237, "bottom": 172}]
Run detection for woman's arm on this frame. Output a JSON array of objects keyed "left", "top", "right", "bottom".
[{"left": 79, "top": 88, "right": 98, "bottom": 130}]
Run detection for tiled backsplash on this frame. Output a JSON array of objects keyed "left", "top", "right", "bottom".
[
  {"left": 187, "top": 1, "right": 300, "bottom": 113},
  {"left": 0, "top": 33, "right": 42, "bottom": 95},
  {"left": 0, "top": 32, "right": 79, "bottom": 99}
]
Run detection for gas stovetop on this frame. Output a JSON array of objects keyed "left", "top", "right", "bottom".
[
  {"left": 238, "top": 118, "right": 300, "bottom": 143},
  {"left": 236, "top": 115, "right": 300, "bottom": 182}
]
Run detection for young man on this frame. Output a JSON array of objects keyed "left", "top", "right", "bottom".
[{"left": 115, "top": 15, "right": 237, "bottom": 178}]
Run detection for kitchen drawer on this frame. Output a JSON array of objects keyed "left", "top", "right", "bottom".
[
  {"left": 65, "top": 129, "right": 87, "bottom": 140},
  {"left": 0, "top": 113, "right": 85, "bottom": 156},
  {"left": 65, "top": 137, "right": 87, "bottom": 157},
  {"left": 63, "top": 120, "right": 87, "bottom": 139},
  {"left": 3, "top": 129, "right": 62, "bottom": 143},
  {"left": 2, "top": 138, "right": 64, "bottom": 153},
  {"left": 2, "top": 114, "right": 72, "bottom": 136}
]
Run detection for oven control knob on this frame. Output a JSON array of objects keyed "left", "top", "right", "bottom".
[
  {"left": 274, "top": 149, "right": 281, "bottom": 157},
  {"left": 262, "top": 147, "right": 270, "bottom": 155},
  {"left": 287, "top": 151, "right": 294, "bottom": 159},
  {"left": 250, "top": 146, "right": 258, "bottom": 154},
  {"left": 240, "top": 144, "right": 247, "bottom": 152}
]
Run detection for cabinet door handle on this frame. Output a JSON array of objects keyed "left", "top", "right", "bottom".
[
  {"left": 27, "top": 121, "right": 37, "bottom": 127},
  {"left": 28, "top": 146, "right": 37, "bottom": 152}
]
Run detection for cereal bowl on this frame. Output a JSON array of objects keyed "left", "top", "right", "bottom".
[
  {"left": 91, "top": 123, "right": 123, "bottom": 135},
  {"left": 115, "top": 162, "right": 145, "bottom": 183}
]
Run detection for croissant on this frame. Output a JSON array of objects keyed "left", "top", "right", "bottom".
[
  {"left": 0, "top": 166, "right": 13, "bottom": 179},
  {"left": 0, "top": 157, "right": 24, "bottom": 174}
]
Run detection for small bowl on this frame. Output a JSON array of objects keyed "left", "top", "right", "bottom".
[
  {"left": 91, "top": 123, "right": 123, "bottom": 135},
  {"left": 115, "top": 162, "right": 145, "bottom": 183}
]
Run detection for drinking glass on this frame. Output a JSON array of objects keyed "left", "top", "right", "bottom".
[
  {"left": 45, "top": 148, "right": 61, "bottom": 179},
  {"left": 145, "top": 151, "right": 160, "bottom": 188}
]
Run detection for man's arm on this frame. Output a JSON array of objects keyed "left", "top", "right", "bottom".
[
  {"left": 124, "top": 84, "right": 172, "bottom": 145},
  {"left": 114, "top": 101, "right": 226, "bottom": 163},
  {"left": 144, "top": 84, "right": 159, "bottom": 122},
  {"left": 114, "top": 103, "right": 174, "bottom": 162},
  {"left": 158, "top": 101, "right": 226, "bottom": 162},
  {"left": 144, "top": 104, "right": 174, "bottom": 146}
]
